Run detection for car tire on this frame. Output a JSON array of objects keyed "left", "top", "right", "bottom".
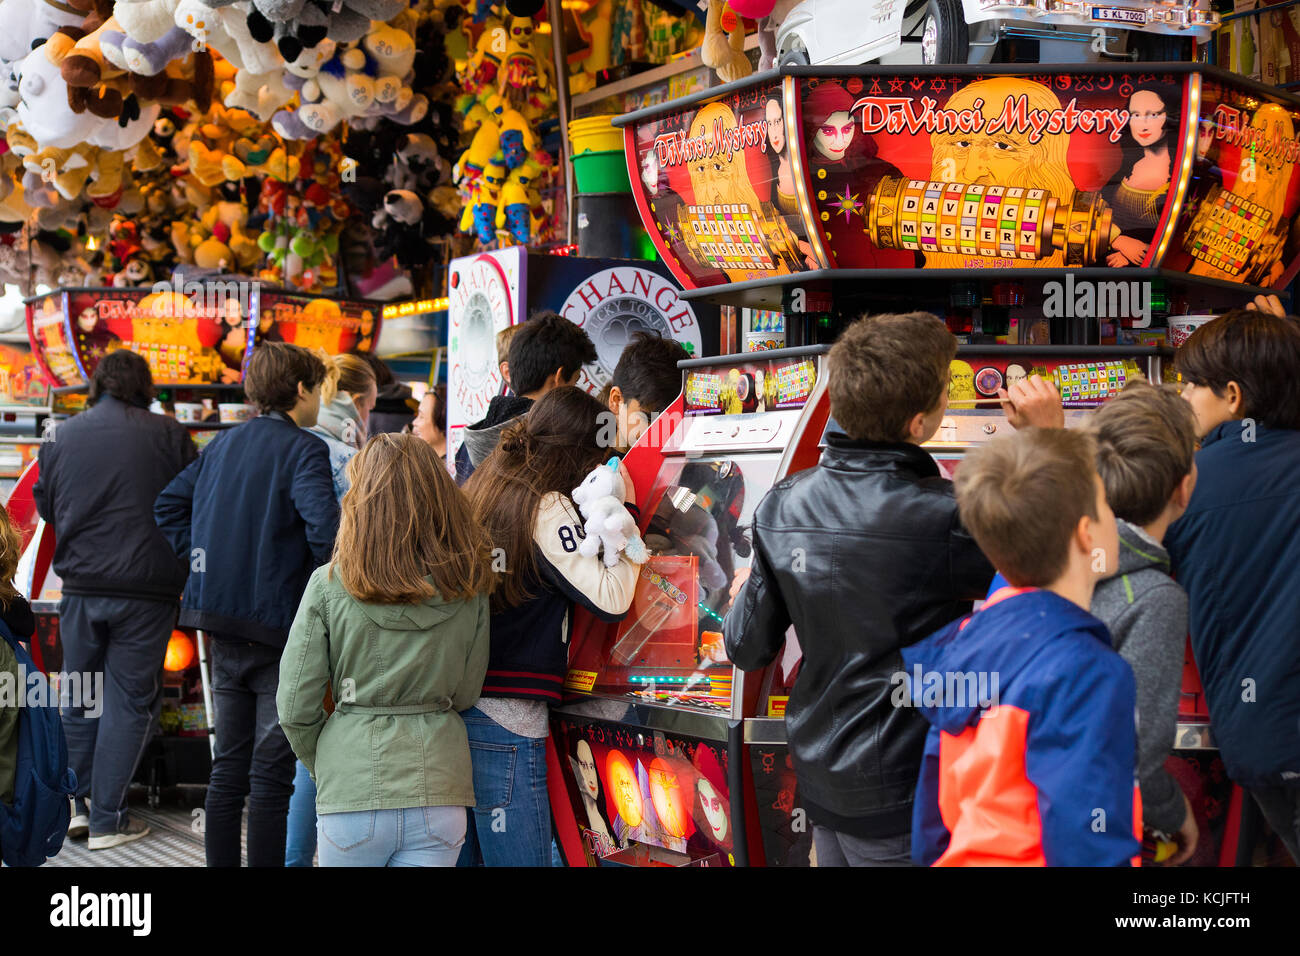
[
  {"left": 1129, "top": 32, "right": 1195, "bottom": 62},
  {"left": 920, "top": 0, "right": 969, "bottom": 64},
  {"left": 779, "top": 42, "right": 810, "bottom": 67}
]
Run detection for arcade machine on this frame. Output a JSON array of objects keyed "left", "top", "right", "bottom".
[
  {"left": 548, "top": 62, "right": 1300, "bottom": 867},
  {"left": 18, "top": 283, "right": 382, "bottom": 790}
]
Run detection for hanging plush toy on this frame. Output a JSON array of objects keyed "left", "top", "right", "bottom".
[
  {"left": 701, "top": 0, "right": 752, "bottom": 84},
  {"left": 572, "top": 458, "right": 649, "bottom": 568}
]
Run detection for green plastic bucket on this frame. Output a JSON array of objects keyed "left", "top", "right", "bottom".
[{"left": 571, "top": 149, "right": 631, "bottom": 194}]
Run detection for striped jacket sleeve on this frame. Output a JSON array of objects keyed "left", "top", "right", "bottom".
[{"left": 534, "top": 492, "right": 640, "bottom": 622}]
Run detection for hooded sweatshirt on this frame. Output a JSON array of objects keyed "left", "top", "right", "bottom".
[
  {"left": 277, "top": 564, "right": 491, "bottom": 813},
  {"left": 903, "top": 587, "right": 1141, "bottom": 866},
  {"left": 309, "top": 394, "right": 365, "bottom": 502},
  {"left": 1091, "top": 520, "right": 1189, "bottom": 834},
  {"left": 455, "top": 394, "right": 534, "bottom": 485}
]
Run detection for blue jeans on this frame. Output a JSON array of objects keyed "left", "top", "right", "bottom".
[
  {"left": 457, "top": 706, "right": 552, "bottom": 867},
  {"left": 318, "top": 806, "right": 466, "bottom": 867},
  {"left": 285, "top": 759, "right": 317, "bottom": 866}
]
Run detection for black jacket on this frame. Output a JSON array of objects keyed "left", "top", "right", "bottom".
[
  {"left": 33, "top": 395, "right": 197, "bottom": 603},
  {"left": 724, "top": 435, "right": 994, "bottom": 837},
  {"left": 154, "top": 413, "right": 339, "bottom": 647}
]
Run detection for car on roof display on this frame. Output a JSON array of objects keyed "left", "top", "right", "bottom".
[{"left": 775, "top": 0, "right": 1219, "bottom": 66}]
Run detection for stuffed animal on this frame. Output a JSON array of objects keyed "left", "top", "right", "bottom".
[
  {"left": 244, "top": 0, "right": 406, "bottom": 61},
  {"left": 571, "top": 458, "right": 649, "bottom": 568},
  {"left": 16, "top": 44, "right": 158, "bottom": 150},
  {"left": 701, "top": 0, "right": 752, "bottom": 84},
  {"left": 455, "top": 100, "right": 499, "bottom": 182},
  {"left": 0, "top": 0, "right": 84, "bottom": 66}
]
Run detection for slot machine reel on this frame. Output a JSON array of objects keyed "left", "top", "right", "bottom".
[{"left": 866, "top": 178, "right": 1119, "bottom": 267}]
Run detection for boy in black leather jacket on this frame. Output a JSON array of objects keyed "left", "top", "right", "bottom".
[{"left": 724, "top": 312, "right": 1062, "bottom": 866}]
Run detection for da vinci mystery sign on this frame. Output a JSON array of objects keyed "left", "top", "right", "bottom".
[
  {"left": 447, "top": 248, "right": 523, "bottom": 466},
  {"left": 559, "top": 267, "right": 703, "bottom": 394}
]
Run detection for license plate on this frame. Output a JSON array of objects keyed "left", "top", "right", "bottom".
[{"left": 1091, "top": 6, "right": 1148, "bottom": 23}]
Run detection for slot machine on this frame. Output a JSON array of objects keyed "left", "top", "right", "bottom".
[{"left": 548, "top": 345, "right": 830, "bottom": 868}]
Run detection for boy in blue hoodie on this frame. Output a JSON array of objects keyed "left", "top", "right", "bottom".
[
  {"left": 1165, "top": 307, "right": 1300, "bottom": 863},
  {"left": 904, "top": 427, "right": 1140, "bottom": 866}
]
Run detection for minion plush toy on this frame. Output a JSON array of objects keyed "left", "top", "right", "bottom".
[{"left": 474, "top": 154, "right": 509, "bottom": 245}]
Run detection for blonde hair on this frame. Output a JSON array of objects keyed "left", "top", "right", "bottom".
[
  {"left": 0, "top": 510, "right": 21, "bottom": 609},
  {"left": 332, "top": 433, "right": 495, "bottom": 604},
  {"left": 317, "top": 352, "right": 376, "bottom": 406}
]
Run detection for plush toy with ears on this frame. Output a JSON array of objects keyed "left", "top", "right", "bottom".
[
  {"left": 701, "top": 0, "right": 752, "bottom": 84},
  {"left": 572, "top": 458, "right": 649, "bottom": 568}
]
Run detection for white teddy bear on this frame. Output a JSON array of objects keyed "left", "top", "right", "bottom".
[{"left": 572, "top": 459, "right": 649, "bottom": 568}]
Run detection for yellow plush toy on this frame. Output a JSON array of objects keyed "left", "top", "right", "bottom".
[{"left": 456, "top": 102, "right": 500, "bottom": 181}]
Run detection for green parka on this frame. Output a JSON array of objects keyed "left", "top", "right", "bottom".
[{"left": 277, "top": 564, "right": 490, "bottom": 813}]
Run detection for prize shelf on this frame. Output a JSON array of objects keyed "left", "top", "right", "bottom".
[{"left": 570, "top": 33, "right": 761, "bottom": 113}]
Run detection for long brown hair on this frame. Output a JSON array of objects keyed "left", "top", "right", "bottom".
[
  {"left": 467, "top": 387, "right": 611, "bottom": 610},
  {"left": 333, "top": 433, "right": 494, "bottom": 604},
  {"left": 0, "top": 509, "right": 22, "bottom": 610}
]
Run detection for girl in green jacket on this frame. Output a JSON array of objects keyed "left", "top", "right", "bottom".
[{"left": 278, "top": 434, "right": 495, "bottom": 866}]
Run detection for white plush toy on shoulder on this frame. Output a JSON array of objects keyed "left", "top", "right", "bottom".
[{"left": 572, "top": 458, "right": 649, "bottom": 568}]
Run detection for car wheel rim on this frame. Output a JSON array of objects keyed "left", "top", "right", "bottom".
[{"left": 921, "top": 15, "right": 938, "bottom": 63}]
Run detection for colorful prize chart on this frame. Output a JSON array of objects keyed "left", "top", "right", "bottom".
[
  {"left": 685, "top": 371, "right": 725, "bottom": 410},
  {"left": 682, "top": 204, "right": 777, "bottom": 272},
  {"left": 1053, "top": 360, "right": 1136, "bottom": 405},
  {"left": 773, "top": 359, "right": 816, "bottom": 405},
  {"left": 1183, "top": 187, "right": 1279, "bottom": 277}
]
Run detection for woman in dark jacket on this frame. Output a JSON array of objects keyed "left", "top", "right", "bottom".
[{"left": 462, "top": 388, "right": 643, "bottom": 866}]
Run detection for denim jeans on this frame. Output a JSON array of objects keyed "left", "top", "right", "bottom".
[
  {"left": 59, "top": 595, "right": 177, "bottom": 834},
  {"left": 457, "top": 706, "right": 552, "bottom": 867},
  {"left": 813, "top": 825, "right": 915, "bottom": 867},
  {"left": 318, "top": 806, "right": 466, "bottom": 867},
  {"left": 285, "top": 759, "right": 318, "bottom": 866},
  {"left": 204, "top": 639, "right": 296, "bottom": 867}
]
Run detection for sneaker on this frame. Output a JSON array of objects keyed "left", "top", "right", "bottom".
[
  {"left": 88, "top": 817, "right": 151, "bottom": 851},
  {"left": 68, "top": 799, "right": 89, "bottom": 839}
]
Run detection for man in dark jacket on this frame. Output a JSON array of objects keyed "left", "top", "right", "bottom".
[
  {"left": 453, "top": 311, "right": 596, "bottom": 485},
  {"left": 724, "top": 312, "right": 1062, "bottom": 865},
  {"left": 1165, "top": 308, "right": 1300, "bottom": 863},
  {"left": 33, "top": 349, "right": 197, "bottom": 850},
  {"left": 155, "top": 342, "right": 338, "bottom": 867}
]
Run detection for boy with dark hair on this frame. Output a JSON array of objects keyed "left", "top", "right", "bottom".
[
  {"left": 454, "top": 311, "right": 597, "bottom": 484},
  {"left": 606, "top": 332, "right": 691, "bottom": 453},
  {"left": 1089, "top": 383, "right": 1200, "bottom": 865},
  {"left": 34, "top": 349, "right": 197, "bottom": 849},
  {"left": 724, "top": 312, "right": 1061, "bottom": 866},
  {"left": 155, "top": 342, "right": 338, "bottom": 867},
  {"left": 905, "top": 427, "right": 1137, "bottom": 867},
  {"left": 1165, "top": 309, "right": 1300, "bottom": 863}
]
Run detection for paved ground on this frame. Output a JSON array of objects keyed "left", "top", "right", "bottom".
[{"left": 45, "top": 786, "right": 254, "bottom": 868}]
